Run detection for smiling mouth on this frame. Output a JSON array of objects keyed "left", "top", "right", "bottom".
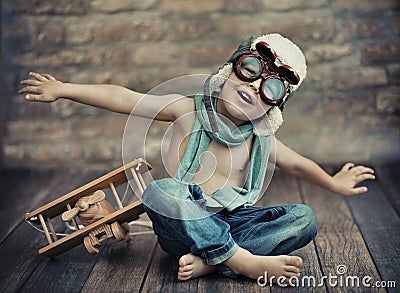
[{"left": 237, "top": 90, "right": 253, "bottom": 104}]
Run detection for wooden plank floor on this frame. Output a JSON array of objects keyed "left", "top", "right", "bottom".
[{"left": 0, "top": 165, "right": 399, "bottom": 292}]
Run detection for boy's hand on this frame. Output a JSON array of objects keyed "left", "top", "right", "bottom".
[
  {"left": 19, "top": 72, "right": 62, "bottom": 102},
  {"left": 332, "top": 162, "right": 375, "bottom": 196}
]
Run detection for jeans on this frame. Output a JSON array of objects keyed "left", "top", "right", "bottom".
[{"left": 142, "top": 181, "right": 317, "bottom": 276}]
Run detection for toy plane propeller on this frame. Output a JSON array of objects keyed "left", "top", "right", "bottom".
[{"left": 62, "top": 190, "right": 106, "bottom": 222}]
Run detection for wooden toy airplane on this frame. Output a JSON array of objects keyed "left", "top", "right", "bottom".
[{"left": 25, "top": 158, "right": 151, "bottom": 257}]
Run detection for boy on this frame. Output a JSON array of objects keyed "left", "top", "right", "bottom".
[{"left": 19, "top": 33, "right": 375, "bottom": 283}]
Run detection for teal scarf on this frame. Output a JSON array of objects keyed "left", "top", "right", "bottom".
[{"left": 172, "top": 94, "right": 271, "bottom": 211}]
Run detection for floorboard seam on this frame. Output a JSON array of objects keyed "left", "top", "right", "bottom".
[
  {"left": 344, "top": 196, "right": 385, "bottom": 284},
  {"left": 376, "top": 176, "right": 400, "bottom": 219},
  {"left": 16, "top": 254, "right": 47, "bottom": 292},
  {"left": 296, "top": 178, "right": 330, "bottom": 293},
  {"left": 138, "top": 240, "right": 158, "bottom": 293},
  {"left": 0, "top": 218, "right": 24, "bottom": 246}
]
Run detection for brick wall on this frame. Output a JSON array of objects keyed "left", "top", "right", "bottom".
[{"left": 2, "top": 0, "right": 399, "bottom": 171}]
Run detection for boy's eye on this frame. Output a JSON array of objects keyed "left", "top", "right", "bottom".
[
  {"left": 241, "top": 57, "right": 262, "bottom": 78},
  {"left": 243, "top": 67, "right": 256, "bottom": 76}
]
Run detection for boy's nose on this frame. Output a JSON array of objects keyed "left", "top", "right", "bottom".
[{"left": 248, "top": 78, "right": 262, "bottom": 94}]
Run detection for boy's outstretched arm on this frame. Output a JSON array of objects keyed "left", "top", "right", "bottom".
[
  {"left": 18, "top": 72, "right": 191, "bottom": 121},
  {"left": 275, "top": 139, "right": 375, "bottom": 196}
]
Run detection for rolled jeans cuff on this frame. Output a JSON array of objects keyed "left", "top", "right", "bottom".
[{"left": 200, "top": 235, "right": 239, "bottom": 266}]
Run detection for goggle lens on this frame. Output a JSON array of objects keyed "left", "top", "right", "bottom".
[
  {"left": 262, "top": 78, "right": 285, "bottom": 101},
  {"left": 279, "top": 65, "right": 300, "bottom": 85},
  {"left": 239, "top": 56, "right": 263, "bottom": 79},
  {"left": 235, "top": 55, "right": 287, "bottom": 104},
  {"left": 255, "top": 42, "right": 276, "bottom": 62}
]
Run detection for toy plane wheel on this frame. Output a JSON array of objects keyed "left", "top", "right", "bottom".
[
  {"left": 111, "top": 222, "right": 125, "bottom": 241},
  {"left": 84, "top": 236, "right": 99, "bottom": 254}
]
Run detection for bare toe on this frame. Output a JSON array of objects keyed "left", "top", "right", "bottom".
[
  {"left": 286, "top": 265, "right": 301, "bottom": 274},
  {"left": 179, "top": 265, "right": 193, "bottom": 273},
  {"left": 179, "top": 254, "right": 194, "bottom": 267},
  {"left": 294, "top": 256, "right": 303, "bottom": 267},
  {"left": 177, "top": 253, "right": 217, "bottom": 281},
  {"left": 178, "top": 270, "right": 193, "bottom": 278}
]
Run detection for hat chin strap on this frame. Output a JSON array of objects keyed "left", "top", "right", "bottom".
[{"left": 208, "top": 63, "right": 283, "bottom": 136}]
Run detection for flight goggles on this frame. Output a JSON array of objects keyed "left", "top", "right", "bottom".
[{"left": 233, "top": 41, "right": 300, "bottom": 105}]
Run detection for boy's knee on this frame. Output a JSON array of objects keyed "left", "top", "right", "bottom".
[
  {"left": 302, "top": 204, "right": 317, "bottom": 238},
  {"left": 291, "top": 204, "right": 318, "bottom": 238}
]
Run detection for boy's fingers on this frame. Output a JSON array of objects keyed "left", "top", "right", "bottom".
[
  {"left": 342, "top": 162, "right": 355, "bottom": 171},
  {"left": 20, "top": 79, "right": 41, "bottom": 86},
  {"left": 366, "top": 167, "right": 375, "bottom": 174},
  {"left": 361, "top": 167, "right": 375, "bottom": 175},
  {"left": 42, "top": 73, "right": 56, "bottom": 81},
  {"left": 18, "top": 87, "right": 30, "bottom": 94},
  {"left": 364, "top": 174, "right": 375, "bottom": 180},
  {"left": 18, "top": 85, "right": 39, "bottom": 94},
  {"left": 29, "top": 72, "right": 47, "bottom": 81},
  {"left": 25, "top": 94, "right": 35, "bottom": 101},
  {"left": 25, "top": 94, "right": 44, "bottom": 102},
  {"left": 351, "top": 186, "right": 368, "bottom": 195},
  {"left": 357, "top": 173, "right": 375, "bottom": 182},
  {"left": 351, "top": 166, "right": 374, "bottom": 175}
]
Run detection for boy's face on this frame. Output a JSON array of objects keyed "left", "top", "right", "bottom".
[
  {"left": 219, "top": 70, "right": 288, "bottom": 123},
  {"left": 218, "top": 45, "right": 293, "bottom": 124}
]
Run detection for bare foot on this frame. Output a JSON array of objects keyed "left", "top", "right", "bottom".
[
  {"left": 224, "top": 247, "right": 302, "bottom": 282},
  {"left": 178, "top": 253, "right": 218, "bottom": 281}
]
